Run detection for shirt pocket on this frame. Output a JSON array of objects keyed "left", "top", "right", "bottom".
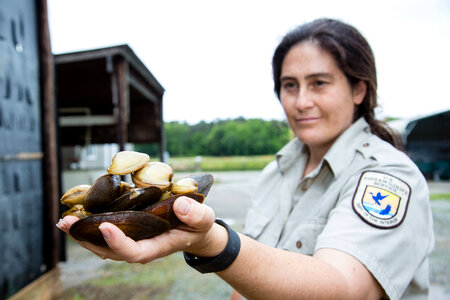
[
  {"left": 284, "top": 218, "right": 327, "bottom": 255},
  {"left": 243, "top": 208, "right": 273, "bottom": 239}
]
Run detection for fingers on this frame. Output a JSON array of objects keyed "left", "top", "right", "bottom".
[
  {"left": 98, "top": 222, "right": 145, "bottom": 263},
  {"left": 56, "top": 216, "right": 80, "bottom": 234},
  {"left": 98, "top": 224, "right": 190, "bottom": 263},
  {"left": 56, "top": 216, "right": 178, "bottom": 263},
  {"left": 56, "top": 217, "right": 138, "bottom": 261},
  {"left": 173, "top": 196, "right": 215, "bottom": 231},
  {"left": 55, "top": 196, "right": 216, "bottom": 264}
]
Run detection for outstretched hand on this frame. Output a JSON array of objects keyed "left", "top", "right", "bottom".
[{"left": 57, "top": 196, "right": 218, "bottom": 264}]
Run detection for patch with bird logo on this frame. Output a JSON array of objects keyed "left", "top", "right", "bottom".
[{"left": 352, "top": 171, "right": 411, "bottom": 229}]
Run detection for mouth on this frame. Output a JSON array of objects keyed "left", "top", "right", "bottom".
[{"left": 296, "top": 117, "right": 320, "bottom": 124}]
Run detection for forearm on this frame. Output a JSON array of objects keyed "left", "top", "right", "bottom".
[{"left": 216, "top": 233, "right": 349, "bottom": 300}]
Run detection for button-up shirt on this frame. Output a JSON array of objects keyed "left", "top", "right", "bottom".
[{"left": 243, "top": 118, "right": 434, "bottom": 300}]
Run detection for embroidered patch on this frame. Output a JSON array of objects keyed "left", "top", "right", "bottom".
[{"left": 352, "top": 171, "right": 411, "bottom": 229}]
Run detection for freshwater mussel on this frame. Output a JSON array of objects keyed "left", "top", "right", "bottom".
[{"left": 61, "top": 151, "right": 214, "bottom": 247}]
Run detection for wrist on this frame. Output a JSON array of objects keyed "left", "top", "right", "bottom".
[
  {"left": 186, "top": 222, "right": 229, "bottom": 257},
  {"left": 184, "top": 219, "right": 241, "bottom": 273}
]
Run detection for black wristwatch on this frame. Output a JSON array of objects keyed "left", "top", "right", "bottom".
[{"left": 184, "top": 219, "right": 241, "bottom": 273}]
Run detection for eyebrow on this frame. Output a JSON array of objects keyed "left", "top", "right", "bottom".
[
  {"left": 305, "top": 72, "right": 334, "bottom": 80},
  {"left": 280, "top": 72, "right": 334, "bottom": 82},
  {"left": 280, "top": 76, "right": 297, "bottom": 82}
]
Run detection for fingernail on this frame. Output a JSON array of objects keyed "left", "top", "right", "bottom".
[
  {"left": 56, "top": 218, "right": 67, "bottom": 230},
  {"left": 177, "top": 197, "right": 192, "bottom": 215},
  {"left": 99, "top": 224, "right": 111, "bottom": 239}
]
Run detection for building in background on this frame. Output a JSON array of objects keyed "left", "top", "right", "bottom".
[
  {"left": 55, "top": 45, "right": 165, "bottom": 190},
  {"left": 404, "top": 110, "right": 450, "bottom": 180}
]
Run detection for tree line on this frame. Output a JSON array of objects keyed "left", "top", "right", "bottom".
[{"left": 137, "top": 118, "right": 291, "bottom": 157}]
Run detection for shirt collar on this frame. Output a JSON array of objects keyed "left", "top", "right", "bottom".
[
  {"left": 324, "top": 117, "right": 370, "bottom": 177},
  {"left": 276, "top": 138, "right": 306, "bottom": 175},
  {"left": 275, "top": 118, "right": 370, "bottom": 177}
]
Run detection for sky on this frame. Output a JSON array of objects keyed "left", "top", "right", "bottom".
[{"left": 47, "top": 0, "right": 450, "bottom": 125}]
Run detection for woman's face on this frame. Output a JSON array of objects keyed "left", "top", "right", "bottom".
[{"left": 280, "top": 41, "right": 366, "bottom": 154}]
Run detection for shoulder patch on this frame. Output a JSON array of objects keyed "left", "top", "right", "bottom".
[{"left": 352, "top": 171, "right": 411, "bottom": 229}]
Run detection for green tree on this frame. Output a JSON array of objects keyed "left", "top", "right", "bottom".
[{"left": 138, "top": 118, "right": 290, "bottom": 157}]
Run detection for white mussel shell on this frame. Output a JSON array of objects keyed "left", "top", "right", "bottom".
[
  {"left": 171, "top": 178, "right": 198, "bottom": 194},
  {"left": 132, "top": 162, "right": 174, "bottom": 191},
  {"left": 107, "top": 151, "right": 150, "bottom": 175},
  {"left": 60, "top": 184, "right": 91, "bottom": 207}
]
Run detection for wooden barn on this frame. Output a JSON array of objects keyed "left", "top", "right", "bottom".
[
  {"left": 0, "top": 1, "right": 165, "bottom": 299},
  {"left": 55, "top": 44, "right": 165, "bottom": 154},
  {"left": 0, "top": 0, "right": 60, "bottom": 298}
]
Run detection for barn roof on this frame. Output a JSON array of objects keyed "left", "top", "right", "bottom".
[{"left": 55, "top": 44, "right": 165, "bottom": 147}]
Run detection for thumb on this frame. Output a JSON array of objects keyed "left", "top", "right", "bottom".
[{"left": 173, "top": 196, "right": 215, "bottom": 231}]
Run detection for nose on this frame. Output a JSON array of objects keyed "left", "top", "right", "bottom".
[{"left": 295, "top": 89, "right": 314, "bottom": 110}]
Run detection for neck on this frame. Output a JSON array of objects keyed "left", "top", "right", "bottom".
[{"left": 302, "top": 145, "right": 329, "bottom": 178}]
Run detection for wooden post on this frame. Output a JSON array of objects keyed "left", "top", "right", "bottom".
[
  {"left": 37, "top": 0, "right": 61, "bottom": 271},
  {"left": 159, "top": 96, "right": 166, "bottom": 162},
  {"left": 111, "top": 56, "right": 129, "bottom": 151}
]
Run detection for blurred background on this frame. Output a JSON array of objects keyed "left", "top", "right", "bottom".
[{"left": 0, "top": 0, "right": 448, "bottom": 299}]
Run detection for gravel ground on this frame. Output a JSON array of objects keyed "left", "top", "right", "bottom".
[{"left": 59, "top": 171, "right": 450, "bottom": 299}]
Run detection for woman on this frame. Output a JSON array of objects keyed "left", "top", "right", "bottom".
[{"left": 58, "top": 18, "right": 434, "bottom": 300}]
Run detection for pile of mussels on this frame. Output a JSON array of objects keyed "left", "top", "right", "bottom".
[{"left": 60, "top": 151, "right": 214, "bottom": 247}]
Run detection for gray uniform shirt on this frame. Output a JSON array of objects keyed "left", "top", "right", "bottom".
[{"left": 243, "top": 118, "right": 434, "bottom": 300}]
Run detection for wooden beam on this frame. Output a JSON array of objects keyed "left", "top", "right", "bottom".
[
  {"left": 0, "top": 152, "right": 44, "bottom": 161},
  {"left": 8, "top": 267, "right": 62, "bottom": 300},
  {"left": 129, "top": 74, "right": 158, "bottom": 104},
  {"left": 59, "top": 115, "right": 116, "bottom": 127}
]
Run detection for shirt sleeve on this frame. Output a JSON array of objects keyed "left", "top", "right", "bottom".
[{"left": 314, "top": 165, "right": 434, "bottom": 300}]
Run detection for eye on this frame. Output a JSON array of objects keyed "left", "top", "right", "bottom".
[
  {"left": 281, "top": 80, "right": 298, "bottom": 91},
  {"left": 313, "top": 80, "right": 327, "bottom": 87}
]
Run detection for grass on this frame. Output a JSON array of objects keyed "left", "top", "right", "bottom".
[
  {"left": 61, "top": 251, "right": 232, "bottom": 300},
  {"left": 168, "top": 155, "right": 274, "bottom": 172},
  {"left": 430, "top": 193, "right": 450, "bottom": 201},
  {"left": 60, "top": 237, "right": 233, "bottom": 299}
]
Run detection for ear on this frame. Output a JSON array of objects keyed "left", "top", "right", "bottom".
[{"left": 352, "top": 81, "right": 367, "bottom": 105}]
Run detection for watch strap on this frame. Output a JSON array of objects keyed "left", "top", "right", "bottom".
[{"left": 184, "top": 219, "right": 241, "bottom": 273}]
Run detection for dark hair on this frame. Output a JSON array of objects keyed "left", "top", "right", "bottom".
[{"left": 272, "top": 18, "right": 403, "bottom": 149}]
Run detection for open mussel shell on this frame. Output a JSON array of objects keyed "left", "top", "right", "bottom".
[
  {"left": 101, "top": 186, "right": 162, "bottom": 212},
  {"left": 84, "top": 174, "right": 122, "bottom": 213},
  {"left": 70, "top": 211, "right": 171, "bottom": 247}
]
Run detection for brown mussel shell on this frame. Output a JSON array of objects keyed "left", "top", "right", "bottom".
[
  {"left": 84, "top": 174, "right": 122, "bottom": 213},
  {"left": 69, "top": 173, "right": 214, "bottom": 247},
  {"left": 143, "top": 192, "right": 205, "bottom": 228},
  {"left": 101, "top": 186, "right": 162, "bottom": 212},
  {"left": 70, "top": 211, "right": 170, "bottom": 247}
]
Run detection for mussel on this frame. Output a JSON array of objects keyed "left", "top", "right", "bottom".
[{"left": 61, "top": 151, "right": 214, "bottom": 247}]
